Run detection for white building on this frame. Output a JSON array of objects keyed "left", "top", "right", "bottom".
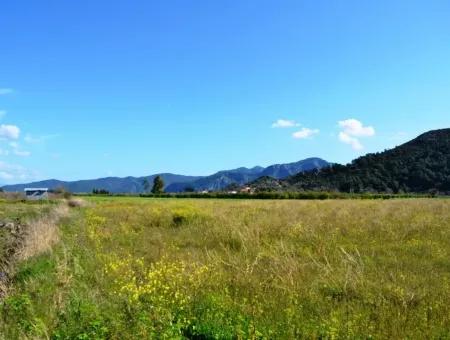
[{"left": 24, "top": 188, "right": 49, "bottom": 200}]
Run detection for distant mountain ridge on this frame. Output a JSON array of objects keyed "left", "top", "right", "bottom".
[
  {"left": 1, "top": 174, "right": 202, "bottom": 194},
  {"left": 251, "top": 129, "right": 450, "bottom": 194},
  {"left": 165, "top": 158, "right": 330, "bottom": 192},
  {"left": 260, "top": 158, "right": 330, "bottom": 178},
  {"left": 2, "top": 157, "right": 330, "bottom": 193},
  {"left": 9, "top": 128, "right": 448, "bottom": 195}
]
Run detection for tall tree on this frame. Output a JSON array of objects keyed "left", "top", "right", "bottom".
[{"left": 151, "top": 176, "right": 164, "bottom": 194}]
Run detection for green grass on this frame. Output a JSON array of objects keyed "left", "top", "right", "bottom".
[{"left": 1, "top": 198, "right": 450, "bottom": 339}]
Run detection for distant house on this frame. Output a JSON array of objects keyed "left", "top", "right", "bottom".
[
  {"left": 24, "top": 188, "right": 49, "bottom": 200},
  {"left": 240, "top": 186, "right": 252, "bottom": 193}
]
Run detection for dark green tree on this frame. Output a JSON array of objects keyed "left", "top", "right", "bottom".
[{"left": 151, "top": 176, "right": 164, "bottom": 194}]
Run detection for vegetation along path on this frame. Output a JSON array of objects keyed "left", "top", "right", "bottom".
[{"left": 0, "top": 199, "right": 71, "bottom": 294}]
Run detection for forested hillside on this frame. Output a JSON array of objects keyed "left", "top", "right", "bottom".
[{"left": 286, "top": 129, "right": 450, "bottom": 193}]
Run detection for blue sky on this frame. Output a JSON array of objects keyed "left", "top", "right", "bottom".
[{"left": 1, "top": 0, "right": 450, "bottom": 183}]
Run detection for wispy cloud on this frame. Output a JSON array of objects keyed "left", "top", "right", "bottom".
[
  {"left": 0, "top": 88, "right": 13, "bottom": 95},
  {"left": 338, "top": 118, "right": 375, "bottom": 150},
  {"left": 14, "top": 150, "right": 31, "bottom": 157},
  {"left": 0, "top": 171, "right": 14, "bottom": 180},
  {"left": 292, "top": 127, "right": 319, "bottom": 139},
  {"left": 271, "top": 119, "right": 300, "bottom": 128},
  {"left": 0, "top": 124, "right": 20, "bottom": 140},
  {"left": 24, "top": 133, "right": 59, "bottom": 144},
  {"left": 0, "top": 161, "right": 37, "bottom": 183},
  {"left": 0, "top": 111, "right": 6, "bottom": 119},
  {"left": 8, "top": 141, "right": 31, "bottom": 157}
]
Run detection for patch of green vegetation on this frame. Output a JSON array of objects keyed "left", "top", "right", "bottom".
[
  {"left": 14, "top": 256, "right": 56, "bottom": 285},
  {"left": 1, "top": 198, "right": 450, "bottom": 338}
]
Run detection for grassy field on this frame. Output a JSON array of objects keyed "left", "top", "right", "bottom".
[{"left": 1, "top": 197, "right": 450, "bottom": 339}]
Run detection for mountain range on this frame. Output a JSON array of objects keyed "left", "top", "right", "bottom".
[
  {"left": 4, "top": 129, "right": 449, "bottom": 195},
  {"left": 165, "top": 158, "right": 329, "bottom": 192},
  {"left": 1, "top": 157, "right": 330, "bottom": 193}
]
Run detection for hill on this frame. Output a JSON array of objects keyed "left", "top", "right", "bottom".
[
  {"left": 280, "top": 129, "right": 450, "bottom": 194},
  {"left": 165, "top": 158, "right": 329, "bottom": 192},
  {"left": 260, "top": 157, "right": 330, "bottom": 178},
  {"left": 2, "top": 158, "right": 329, "bottom": 193}
]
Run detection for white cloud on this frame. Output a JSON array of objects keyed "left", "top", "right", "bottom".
[
  {"left": 0, "top": 124, "right": 20, "bottom": 140},
  {"left": 337, "top": 118, "right": 375, "bottom": 150},
  {"left": 292, "top": 127, "right": 319, "bottom": 139},
  {"left": 0, "top": 88, "right": 13, "bottom": 95},
  {"left": 338, "top": 132, "right": 363, "bottom": 150},
  {"left": 271, "top": 119, "right": 300, "bottom": 128},
  {"left": 338, "top": 118, "right": 375, "bottom": 137}
]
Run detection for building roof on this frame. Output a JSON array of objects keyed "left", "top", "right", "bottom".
[{"left": 24, "top": 188, "right": 49, "bottom": 191}]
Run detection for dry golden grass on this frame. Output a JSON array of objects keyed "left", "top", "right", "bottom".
[
  {"left": 16, "top": 204, "right": 69, "bottom": 262},
  {"left": 72, "top": 197, "right": 450, "bottom": 338},
  {"left": 1, "top": 197, "right": 450, "bottom": 339},
  {"left": 0, "top": 201, "right": 55, "bottom": 296}
]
